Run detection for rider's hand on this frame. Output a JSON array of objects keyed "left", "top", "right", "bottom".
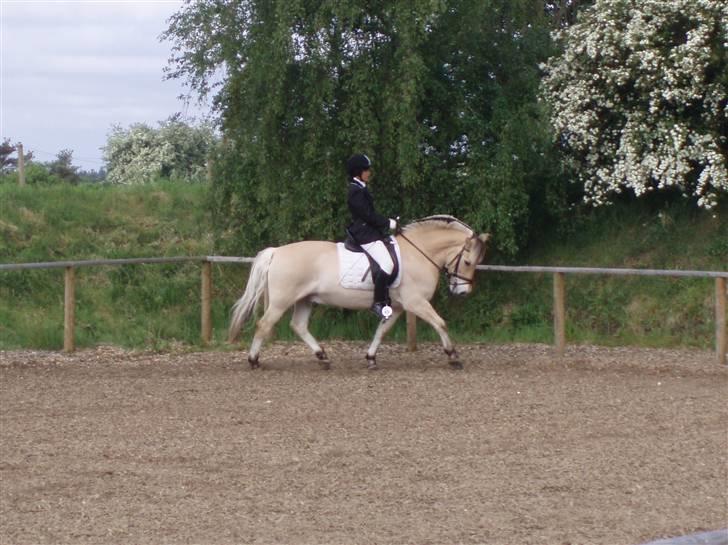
[{"left": 389, "top": 218, "right": 398, "bottom": 232}]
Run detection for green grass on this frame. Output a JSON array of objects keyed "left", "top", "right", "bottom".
[
  {"left": 440, "top": 200, "right": 727, "bottom": 350},
  {"left": 0, "top": 181, "right": 213, "bottom": 349},
  {"left": 0, "top": 182, "right": 725, "bottom": 351}
]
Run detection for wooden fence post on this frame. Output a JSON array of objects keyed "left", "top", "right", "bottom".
[
  {"left": 716, "top": 277, "right": 726, "bottom": 365},
  {"left": 553, "top": 272, "right": 566, "bottom": 356},
  {"left": 407, "top": 312, "right": 417, "bottom": 352},
  {"left": 201, "top": 260, "right": 212, "bottom": 344},
  {"left": 17, "top": 143, "right": 26, "bottom": 187},
  {"left": 63, "top": 266, "right": 75, "bottom": 352}
]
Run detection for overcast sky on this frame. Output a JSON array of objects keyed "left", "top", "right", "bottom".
[{"left": 1, "top": 0, "right": 209, "bottom": 170}]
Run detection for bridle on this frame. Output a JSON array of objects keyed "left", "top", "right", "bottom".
[{"left": 397, "top": 231, "right": 476, "bottom": 289}]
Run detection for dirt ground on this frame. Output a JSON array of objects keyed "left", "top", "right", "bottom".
[{"left": 1, "top": 342, "right": 726, "bottom": 545}]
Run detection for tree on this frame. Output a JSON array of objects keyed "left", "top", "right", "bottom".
[
  {"left": 103, "top": 116, "right": 216, "bottom": 184},
  {"left": 0, "top": 144, "right": 83, "bottom": 186},
  {"left": 163, "top": 0, "right": 564, "bottom": 254},
  {"left": 49, "top": 149, "right": 80, "bottom": 184},
  {"left": 0, "top": 139, "right": 33, "bottom": 174},
  {"left": 544, "top": 1, "right": 593, "bottom": 28},
  {"left": 541, "top": 0, "right": 728, "bottom": 209},
  {"left": 77, "top": 167, "right": 107, "bottom": 183}
]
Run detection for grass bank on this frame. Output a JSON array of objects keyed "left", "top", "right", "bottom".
[
  {"left": 0, "top": 181, "right": 725, "bottom": 350},
  {"left": 0, "top": 182, "right": 213, "bottom": 349},
  {"left": 444, "top": 202, "right": 727, "bottom": 349}
]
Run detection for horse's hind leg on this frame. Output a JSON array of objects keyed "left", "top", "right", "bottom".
[
  {"left": 290, "top": 300, "right": 329, "bottom": 369},
  {"left": 248, "top": 303, "right": 288, "bottom": 369}
]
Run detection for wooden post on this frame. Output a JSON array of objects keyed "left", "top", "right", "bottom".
[
  {"left": 63, "top": 266, "right": 75, "bottom": 352},
  {"left": 17, "top": 142, "right": 26, "bottom": 186},
  {"left": 201, "top": 260, "right": 212, "bottom": 344},
  {"left": 406, "top": 312, "right": 417, "bottom": 352},
  {"left": 553, "top": 272, "right": 566, "bottom": 356},
  {"left": 716, "top": 277, "right": 726, "bottom": 365}
]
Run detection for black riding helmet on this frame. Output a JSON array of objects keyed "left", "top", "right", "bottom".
[{"left": 346, "top": 154, "right": 371, "bottom": 179}]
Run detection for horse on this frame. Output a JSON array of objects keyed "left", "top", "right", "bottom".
[{"left": 228, "top": 215, "right": 490, "bottom": 370}]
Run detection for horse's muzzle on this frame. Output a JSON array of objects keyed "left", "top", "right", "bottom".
[{"left": 450, "top": 285, "right": 472, "bottom": 297}]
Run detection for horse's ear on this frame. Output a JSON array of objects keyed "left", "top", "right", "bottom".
[{"left": 478, "top": 233, "right": 491, "bottom": 262}]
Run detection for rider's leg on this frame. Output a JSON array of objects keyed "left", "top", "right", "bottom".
[
  {"left": 361, "top": 241, "right": 394, "bottom": 277},
  {"left": 374, "top": 269, "right": 390, "bottom": 303},
  {"left": 370, "top": 270, "right": 394, "bottom": 319},
  {"left": 362, "top": 240, "right": 395, "bottom": 319}
]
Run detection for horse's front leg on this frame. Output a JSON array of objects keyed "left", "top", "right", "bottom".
[
  {"left": 406, "top": 299, "right": 463, "bottom": 369},
  {"left": 365, "top": 308, "right": 403, "bottom": 370}
]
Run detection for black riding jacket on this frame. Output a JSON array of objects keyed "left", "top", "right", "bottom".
[{"left": 346, "top": 179, "right": 389, "bottom": 245}]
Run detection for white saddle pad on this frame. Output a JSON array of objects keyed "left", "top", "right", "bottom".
[{"left": 336, "top": 237, "right": 403, "bottom": 290}]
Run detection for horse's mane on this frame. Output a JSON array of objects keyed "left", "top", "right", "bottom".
[{"left": 402, "top": 215, "right": 475, "bottom": 236}]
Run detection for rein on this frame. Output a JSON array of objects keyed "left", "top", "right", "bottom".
[{"left": 397, "top": 231, "right": 474, "bottom": 287}]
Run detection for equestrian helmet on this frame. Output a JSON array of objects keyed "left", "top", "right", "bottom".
[{"left": 346, "top": 154, "right": 372, "bottom": 178}]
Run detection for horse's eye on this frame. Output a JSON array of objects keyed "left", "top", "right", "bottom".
[{"left": 464, "top": 260, "right": 471, "bottom": 266}]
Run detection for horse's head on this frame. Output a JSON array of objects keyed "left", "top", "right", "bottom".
[
  {"left": 447, "top": 233, "right": 490, "bottom": 296},
  {"left": 401, "top": 215, "right": 491, "bottom": 296}
]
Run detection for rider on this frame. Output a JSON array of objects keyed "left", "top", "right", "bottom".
[{"left": 345, "top": 154, "right": 398, "bottom": 321}]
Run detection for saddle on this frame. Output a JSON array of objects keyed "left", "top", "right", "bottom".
[{"left": 336, "top": 236, "right": 402, "bottom": 291}]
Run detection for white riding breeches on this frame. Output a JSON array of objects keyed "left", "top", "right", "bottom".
[{"left": 361, "top": 240, "right": 395, "bottom": 275}]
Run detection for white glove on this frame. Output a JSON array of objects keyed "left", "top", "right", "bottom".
[{"left": 389, "top": 218, "right": 398, "bottom": 230}]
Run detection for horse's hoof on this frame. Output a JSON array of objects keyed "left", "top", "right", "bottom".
[
  {"left": 366, "top": 355, "right": 378, "bottom": 371},
  {"left": 445, "top": 349, "right": 462, "bottom": 370},
  {"left": 315, "top": 350, "right": 331, "bottom": 370},
  {"left": 248, "top": 356, "right": 260, "bottom": 370}
]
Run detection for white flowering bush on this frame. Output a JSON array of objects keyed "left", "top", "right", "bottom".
[
  {"left": 103, "top": 118, "right": 216, "bottom": 185},
  {"left": 541, "top": 0, "right": 727, "bottom": 208}
]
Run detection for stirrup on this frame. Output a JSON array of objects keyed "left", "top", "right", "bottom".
[{"left": 371, "top": 302, "right": 393, "bottom": 321}]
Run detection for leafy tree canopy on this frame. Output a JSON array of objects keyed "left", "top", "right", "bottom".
[
  {"left": 541, "top": 0, "right": 728, "bottom": 209},
  {"left": 103, "top": 115, "right": 217, "bottom": 185},
  {"left": 0, "top": 139, "right": 34, "bottom": 174},
  {"left": 163, "top": 0, "right": 567, "bottom": 255},
  {"left": 49, "top": 149, "right": 80, "bottom": 184}
]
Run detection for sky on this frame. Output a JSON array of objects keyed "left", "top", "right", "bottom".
[{"left": 1, "top": 0, "right": 210, "bottom": 170}]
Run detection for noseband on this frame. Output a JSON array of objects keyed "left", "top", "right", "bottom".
[
  {"left": 444, "top": 244, "right": 475, "bottom": 288},
  {"left": 398, "top": 232, "right": 476, "bottom": 288}
]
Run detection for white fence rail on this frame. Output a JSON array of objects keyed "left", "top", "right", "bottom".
[{"left": 1, "top": 257, "right": 726, "bottom": 364}]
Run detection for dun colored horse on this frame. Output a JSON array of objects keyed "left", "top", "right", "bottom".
[{"left": 229, "top": 215, "right": 490, "bottom": 370}]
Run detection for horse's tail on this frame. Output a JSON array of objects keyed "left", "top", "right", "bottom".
[{"left": 228, "top": 247, "right": 276, "bottom": 343}]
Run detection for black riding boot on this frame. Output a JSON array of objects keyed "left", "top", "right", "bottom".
[{"left": 371, "top": 271, "right": 392, "bottom": 320}]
